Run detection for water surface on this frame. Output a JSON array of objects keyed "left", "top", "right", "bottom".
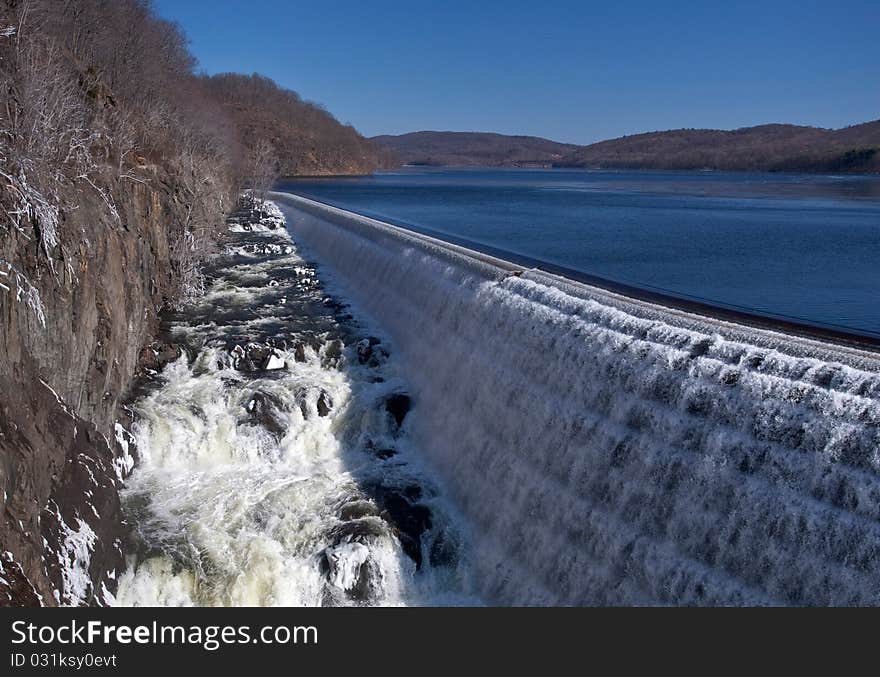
[{"left": 279, "top": 168, "right": 880, "bottom": 336}]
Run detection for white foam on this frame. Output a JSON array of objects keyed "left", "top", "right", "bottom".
[{"left": 116, "top": 210, "right": 480, "bottom": 607}]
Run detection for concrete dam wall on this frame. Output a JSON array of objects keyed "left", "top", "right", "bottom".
[{"left": 274, "top": 191, "right": 880, "bottom": 606}]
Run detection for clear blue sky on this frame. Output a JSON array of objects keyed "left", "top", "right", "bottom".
[{"left": 154, "top": 0, "right": 880, "bottom": 144}]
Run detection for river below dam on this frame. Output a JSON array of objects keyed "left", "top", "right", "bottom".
[
  {"left": 115, "top": 201, "right": 479, "bottom": 606},
  {"left": 115, "top": 191, "right": 880, "bottom": 607}
]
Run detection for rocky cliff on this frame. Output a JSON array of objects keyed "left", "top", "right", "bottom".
[{"left": 0, "top": 172, "right": 190, "bottom": 606}]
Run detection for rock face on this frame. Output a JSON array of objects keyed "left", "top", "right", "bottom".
[{"left": 0, "top": 179, "right": 184, "bottom": 606}]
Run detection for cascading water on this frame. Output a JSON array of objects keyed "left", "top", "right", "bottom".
[
  {"left": 115, "top": 201, "right": 478, "bottom": 606},
  {"left": 277, "top": 192, "right": 880, "bottom": 606}
]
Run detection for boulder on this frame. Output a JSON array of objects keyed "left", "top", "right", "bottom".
[
  {"left": 365, "top": 482, "right": 431, "bottom": 569},
  {"left": 244, "top": 391, "right": 287, "bottom": 437},
  {"left": 338, "top": 500, "right": 379, "bottom": 521},
  {"left": 385, "top": 393, "right": 411, "bottom": 429},
  {"left": 293, "top": 342, "right": 307, "bottom": 363},
  {"left": 317, "top": 391, "right": 332, "bottom": 417}
]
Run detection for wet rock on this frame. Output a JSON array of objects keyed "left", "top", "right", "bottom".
[
  {"left": 402, "top": 485, "right": 422, "bottom": 502},
  {"left": 323, "top": 297, "right": 346, "bottom": 312},
  {"left": 293, "top": 387, "right": 333, "bottom": 419},
  {"left": 138, "top": 341, "right": 181, "bottom": 374},
  {"left": 321, "top": 339, "right": 344, "bottom": 369},
  {"left": 246, "top": 343, "right": 272, "bottom": 366},
  {"left": 366, "top": 482, "right": 431, "bottom": 569},
  {"left": 688, "top": 337, "right": 713, "bottom": 359},
  {"left": 317, "top": 391, "right": 332, "bottom": 417},
  {"left": 266, "top": 337, "right": 288, "bottom": 351},
  {"left": 385, "top": 393, "right": 411, "bottom": 429},
  {"left": 321, "top": 515, "right": 391, "bottom": 600},
  {"left": 319, "top": 542, "right": 370, "bottom": 594},
  {"left": 330, "top": 517, "right": 388, "bottom": 542},
  {"left": 245, "top": 391, "right": 287, "bottom": 437},
  {"left": 357, "top": 337, "right": 387, "bottom": 366},
  {"left": 138, "top": 346, "right": 160, "bottom": 373},
  {"left": 356, "top": 339, "right": 373, "bottom": 364},
  {"left": 264, "top": 350, "right": 286, "bottom": 371},
  {"left": 747, "top": 354, "right": 765, "bottom": 369},
  {"left": 720, "top": 370, "right": 740, "bottom": 386},
  {"left": 293, "top": 342, "right": 307, "bottom": 363},
  {"left": 368, "top": 348, "right": 389, "bottom": 368},
  {"left": 230, "top": 343, "right": 287, "bottom": 372},
  {"left": 339, "top": 500, "right": 379, "bottom": 521},
  {"left": 227, "top": 344, "right": 246, "bottom": 370},
  {"left": 229, "top": 344, "right": 256, "bottom": 372},
  {"left": 429, "top": 528, "right": 458, "bottom": 568},
  {"left": 375, "top": 448, "right": 397, "bottom": 460}
]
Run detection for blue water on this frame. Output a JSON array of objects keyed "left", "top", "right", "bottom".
[{"left": 278, "top": 168, "right": 880, "bottom": 336}]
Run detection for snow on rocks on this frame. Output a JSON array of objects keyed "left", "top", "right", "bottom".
[
  {"left": 221, "top": 342, "right": 289, "bottom": 373},
  {"left": 48, "top": 504, "right": 97, "bottom": 607},
  {"left": 113, "top": 423, "right": 136, "bottom": 481},
  {"left": 227, "top": 196, "right": 285, "bottom": 232},
  {"left": 321, "top": 542, "right": 371, "bottom": 593},
  {"left": 265, "top": 353, "right": 286, "bottom": 370}
]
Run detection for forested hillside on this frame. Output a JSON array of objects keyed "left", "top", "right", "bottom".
[
  {"left": 556, "top": 121, "right": 880, "bottom": 172},
  {"left": 204, "top": 73, "right": 383, "bottom": 176}
]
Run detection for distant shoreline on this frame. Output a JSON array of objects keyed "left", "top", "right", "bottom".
[
  {"left": 377, "top": 161, "right": 880, "bottom": 176},
  {"left": 280, "top": 165, "right": 880, "bottom": 179}
]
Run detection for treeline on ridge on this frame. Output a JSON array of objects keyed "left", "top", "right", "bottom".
[
  {"left": 204, "top": 73, "right": 388, "bottom": 177},
  {"left": 555, "top": 122, "right": 880, "bottom": 173}
]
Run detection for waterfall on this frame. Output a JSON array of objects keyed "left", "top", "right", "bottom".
[{"left": 276, "top": 191, "right": 880, "bottom": 606}]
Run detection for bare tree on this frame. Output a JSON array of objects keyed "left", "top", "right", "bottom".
[{"left": 246, "top": 138, "right": 278, "bottom": 200}]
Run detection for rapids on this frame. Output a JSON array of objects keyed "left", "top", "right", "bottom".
[{"left": 116, "top": 200, "right": 478, "bottom": 606}]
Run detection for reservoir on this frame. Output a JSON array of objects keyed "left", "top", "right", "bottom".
[{"left": 279, "top": 168, "right": 880, "bottom": 337}]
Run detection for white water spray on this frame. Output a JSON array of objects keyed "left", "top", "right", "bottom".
[{"left": 116, "top": 201, "right": 478, "bottom": 606}]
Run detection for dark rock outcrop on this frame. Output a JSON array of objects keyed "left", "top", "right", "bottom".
[
  {"left": 244, "top": 391, "right": 288, "bottom": 438},
  {"left": 365, "top": 482, "right": 431, "bottom": 569},
  {"left": 0, "top": 178, "right": 185, "bottom": 607},
  {"left": 384, "top": 393, "right": 412, "bottom": 430}
]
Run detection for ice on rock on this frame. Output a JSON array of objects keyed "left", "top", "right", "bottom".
[
  {"left": 265, "top": 353, "right": 286, "bottom": 370},
  {"left": 323, "top": 542, "right": 371, "bottom": 592}
]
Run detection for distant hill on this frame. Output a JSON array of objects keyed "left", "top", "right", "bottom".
[
  {"left": 370, "top": 131, "right": 578, "bottom": 167},
  {"left": 373, "top": 122, "right": 880, "bottom": 173},
  {"left": 557, "top": 121, "right": 880, "bottom": 173}
]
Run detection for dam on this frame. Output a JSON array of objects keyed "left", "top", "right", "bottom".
[{"left": 271, "top": 191, "right": 880, "bottom": 606}]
